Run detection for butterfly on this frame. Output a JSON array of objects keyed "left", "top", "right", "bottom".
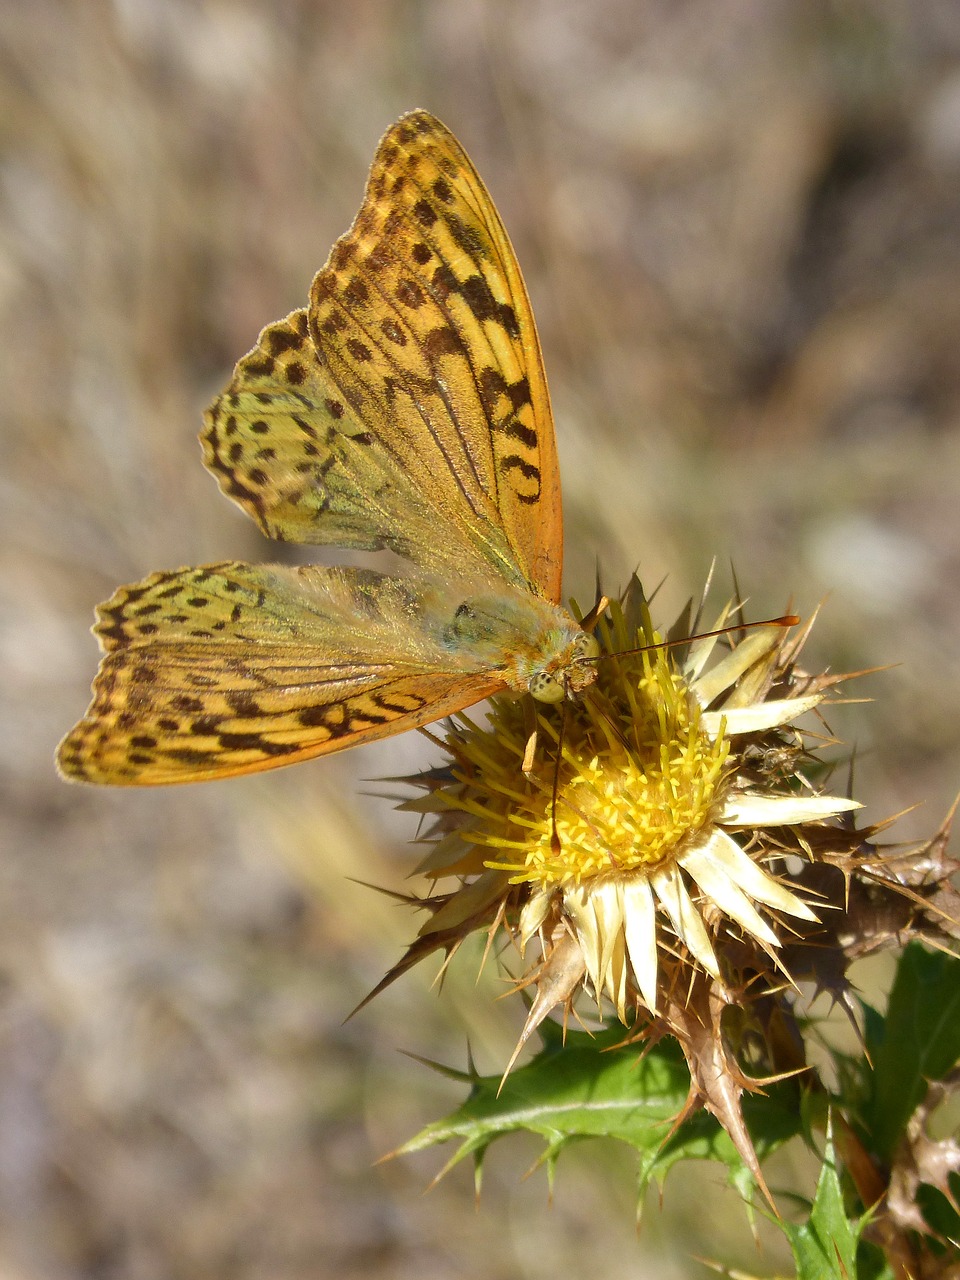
[{"left": 57, "top": 110, "right": 599, "bottom": 786}]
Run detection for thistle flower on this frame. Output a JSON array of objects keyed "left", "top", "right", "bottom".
[
  {"left": 399, "top": 582, "right": 843, "bottom": 984},
  {"left": 381, "top": 577, "right": 955, "bottom": 1182},
  {"left": 373, "top": 576, "right": 960, "bottom": 1192}
]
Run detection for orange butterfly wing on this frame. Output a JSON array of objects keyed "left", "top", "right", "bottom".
[{"left": 59, "top": 112, "right": 569, "bottom": 785}]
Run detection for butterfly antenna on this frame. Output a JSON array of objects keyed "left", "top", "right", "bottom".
[{"left": 587, "top": 612, "right": 800, "bottom": 666}]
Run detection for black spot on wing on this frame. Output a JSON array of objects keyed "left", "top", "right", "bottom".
[{"left": 499, "top": 455, "right": 542, "bottom": 504}]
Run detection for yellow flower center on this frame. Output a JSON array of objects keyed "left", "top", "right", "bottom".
[{"left": 462, "top": 647, "right": 730, "bottom": 891}]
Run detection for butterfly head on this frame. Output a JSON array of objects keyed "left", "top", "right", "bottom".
[{"left": 528, "top": 630, "right": 600, "bottom": 703}]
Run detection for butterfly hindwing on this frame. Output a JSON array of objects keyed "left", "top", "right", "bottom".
[
  {"left": 57, "top": 562, "right": 502, "bottom": 784},
  {"left": 202, "top": 308, "right": 453, "bottom": 565}
]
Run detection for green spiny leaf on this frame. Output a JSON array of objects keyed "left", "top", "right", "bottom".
[
  {"left": 783, "top": 1118, "right": 863, "bottom": 1280},
  {"left": 394, "top": 1024, "right": 803, "bottom": 1212}
]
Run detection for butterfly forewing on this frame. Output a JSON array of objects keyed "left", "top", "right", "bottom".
[
  {"left": 204, "top": 111, "right": 561, "bottom": 597},
  {"left": 310, "top": 112, "right": 561, "bottom": 598}
]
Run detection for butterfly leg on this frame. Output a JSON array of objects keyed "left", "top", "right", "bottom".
[
  {"left": 519, "top": 695, "right": 540, "bottom": 777},
  {"left": 579, "top": 594, "right": 611, "bottom": 633},
  {"left": 522, "top": 727, "right": 538, "bottom": 776}
]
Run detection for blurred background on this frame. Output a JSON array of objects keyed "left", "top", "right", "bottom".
[{"left": 3, "top": 1, "right": 960, "bottom": 1276}]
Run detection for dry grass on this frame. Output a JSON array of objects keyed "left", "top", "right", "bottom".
[{"left": 3, "top": 2, "right": 959, "bottom": 1276}]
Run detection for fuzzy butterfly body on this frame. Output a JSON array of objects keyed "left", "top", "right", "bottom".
[{"left": 58, "top": 111, "right": 597, "bottom": 786}]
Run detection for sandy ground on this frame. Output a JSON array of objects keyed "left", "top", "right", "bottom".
[{"left": 3, "top": 3, "right": 959, "bottom": 1277}]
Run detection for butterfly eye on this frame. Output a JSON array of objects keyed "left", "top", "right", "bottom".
[
  {"left": 529, "top": 670, "right": 565, "bottom": 703},
  {"left": 573, "top": 632, "right": 600, "bottom": 661}
]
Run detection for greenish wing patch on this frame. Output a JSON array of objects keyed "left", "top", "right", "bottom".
[{"left": 202, "top": 309, "right": 444, "bottom": 559}]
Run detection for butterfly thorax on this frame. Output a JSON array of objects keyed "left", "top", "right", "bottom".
[{"left": 438, "top": 589, "right": 598, "bottom": 703}]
